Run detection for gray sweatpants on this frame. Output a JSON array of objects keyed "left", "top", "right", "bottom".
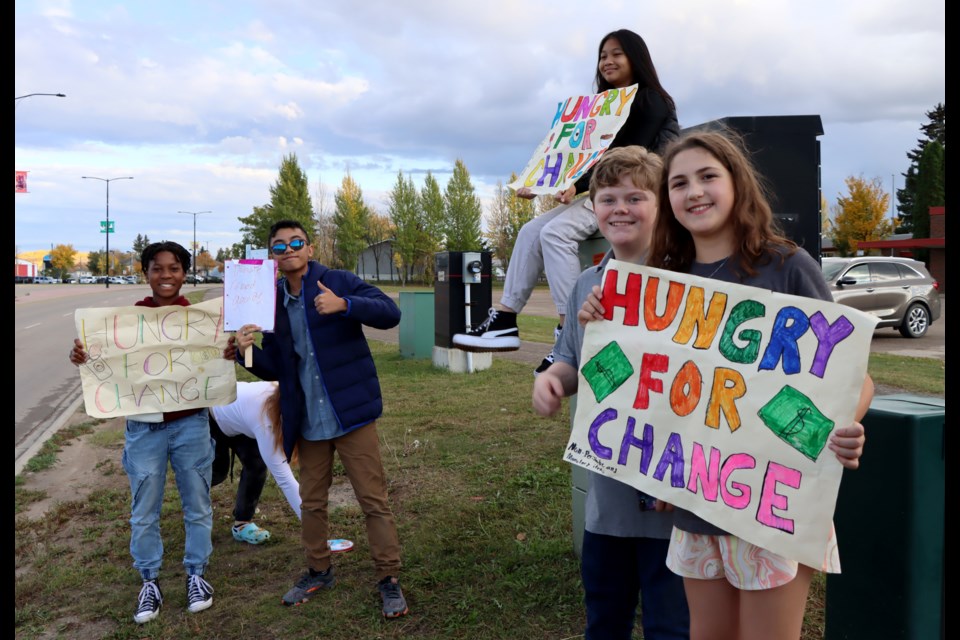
[{"left": 500, "top": 196, "right": 596, "bottom": 316}]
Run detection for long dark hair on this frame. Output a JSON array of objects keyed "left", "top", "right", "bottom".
[
  {"left": 594, "top": 29, "right": 675, "bottom": 109},
  {"left": 648, "top": 128, "right": 796, "bottom": 278}
]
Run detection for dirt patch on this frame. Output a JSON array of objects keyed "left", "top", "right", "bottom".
[
  {"left": 17, "top": 409, "right": 359, "bottom": 523},
  {"left": 18, "top": 413, "right": 128, "bottom": 522}
]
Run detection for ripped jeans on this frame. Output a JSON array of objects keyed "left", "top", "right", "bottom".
[{"left": 122, "top": 411, "right": 214, "bottom": 580}]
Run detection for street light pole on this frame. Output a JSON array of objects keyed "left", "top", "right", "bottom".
[
  {"left": 178, "top": 211, "right": 211, "bottom": 286},
  {"left": 15, "top": 93, "right": 66, "bottom": 102},
  {"left": 83, "top": 176, "right": 134, "bottom": 288}
]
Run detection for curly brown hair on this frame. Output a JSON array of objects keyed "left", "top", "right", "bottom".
[{"left": 648, "top": 128, "right": 796, "bottom": 279}]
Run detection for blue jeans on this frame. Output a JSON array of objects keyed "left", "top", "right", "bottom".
[
  {"left": 122, "top": 411, "right": 214, "bottom": 580},
  {"left": 581, "top": 530, "right": 690, "bottom": 640}
]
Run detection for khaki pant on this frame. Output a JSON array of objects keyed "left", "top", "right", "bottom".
[{"left": 298, "top": 421, "right": 402, "bottom": 581}]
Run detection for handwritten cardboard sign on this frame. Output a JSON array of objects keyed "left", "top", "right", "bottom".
[
  {"left": 224, "top": 259, "right": 276, "bottom": 332},
  {"left": 507, "top": 84, "right": 638, "bottom": 195},
  {"left": 565, "top": 260, "right": 879, "bottom": 568},
  {"left": 74, "top": 298, "right": 237, "bottom": 418}
]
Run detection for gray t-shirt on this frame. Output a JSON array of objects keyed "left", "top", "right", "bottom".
[
  {"left": 556, "top": 246, "right": 832, "bottom": 537},
  {"left": 672, "top": 247, "right": 833, "bottom": 535},
  {"left": 555, "top": 251, "right": 674, "bottom": 540}
]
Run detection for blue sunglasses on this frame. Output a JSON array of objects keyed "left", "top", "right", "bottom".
[{"left": 271, "top": 238, "right": 306, "bottom": 255}]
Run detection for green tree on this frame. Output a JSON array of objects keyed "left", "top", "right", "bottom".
[
  {"left": 86, "top": 249, "right": 106, "bottom": 276},
  {"left": 911, "top": 140, "right": 945, "bottom": 263},
  {"left": 896, "top": 103, "right": 945, "bottom": 233},
  {"left": 420, "top": 172, "right": 446, "bottom": 280},
  {"left": 828, "top": 176, "right": 893, "bottom": 256},
  {"left": 388, "top": 171, "right": 422, "bottom": 285},
  {"left": 443, "top": 159, "right": 483, "bottom": 251},
  {"left": 49, "top": 244, "right": 77, "bottom": 279},
  {"left": 132, "top": 234, "right": 151, "bottom": 256},
  {"left": 332, "top": 172, "right": 370, "bottom": 272},
  {"left": 238, "top": 153, "right": 316, "bottom": 248}
]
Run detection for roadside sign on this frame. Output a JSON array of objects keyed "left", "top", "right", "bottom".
[{"left": 100, "top": 220, "right": 115, "bottom": 233}]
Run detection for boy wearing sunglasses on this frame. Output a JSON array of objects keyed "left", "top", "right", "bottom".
[{"left": 232, "top": 220, "right": 408, "bottom": 618}]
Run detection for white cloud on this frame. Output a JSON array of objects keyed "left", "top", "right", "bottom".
[{"left": 14, "top": 0, "right": 944, "bottom": 256}]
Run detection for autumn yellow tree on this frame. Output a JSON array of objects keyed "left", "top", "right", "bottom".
[
  {"left": 827, "top": 176, "right": 893, "bottom": 256},
  {"left": 49, "top": 244, "right": 77, "bottom": 279},
  {"left": 196, "top": 249, "right": 218, "bottom": 276}
]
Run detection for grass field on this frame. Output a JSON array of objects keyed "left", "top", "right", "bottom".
[{"left": 14, "top": 286, "right": 943, "bottom": 639}]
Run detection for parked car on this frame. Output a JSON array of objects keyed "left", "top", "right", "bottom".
[
  {"left": 821, "top": 256, "right": 941, "bottom": 338},
  {"left": 123, "top": 275, "right": 140, "bottom": 284},
  {"left": 79, "top": 276, "right": 97, "bottom": 284},
  {"left": 107, "top": 276, "right": 126, "bottom": 285},
  {"left": 35, "top": 276, "right": 58, "bottom": 284}
]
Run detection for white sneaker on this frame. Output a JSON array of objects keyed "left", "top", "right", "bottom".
[{"left": 452, "top": 308, "right": 521, "bottom": 352}]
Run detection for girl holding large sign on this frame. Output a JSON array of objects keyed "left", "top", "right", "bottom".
[
  {"left": 452, "top": 29, "right": 679, "bottom": 374},
  {"left": 644, "top": 130, "right": 873, "bottom": 640}
]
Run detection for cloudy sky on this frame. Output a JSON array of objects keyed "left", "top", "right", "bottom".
[{"left": 15, "top": 0, "right": 944, "bottom": 258}]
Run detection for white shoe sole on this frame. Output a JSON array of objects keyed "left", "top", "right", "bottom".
[
  {"left": 187, "top": 598, "right": 213, "bottom": 613},
  {"left": 452, "top": 334, "right": 521, "bottom": 352},
  {"left": 134, "top": 608, "right": 161, "bottom": 624}
]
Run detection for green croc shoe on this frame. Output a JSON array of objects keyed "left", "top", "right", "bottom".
[{"left": 232, "top": 522, "right": 271, "bottom": 544}]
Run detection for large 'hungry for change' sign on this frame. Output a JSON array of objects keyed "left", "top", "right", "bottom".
[
  {"left": 74, "top": 297, "right": 237, "bottom": 418},
  {"left": 565, "top": 260, "right": 878, "bottom": 569},
  {"left": 508, "top": 85, "right": 637, "bottom": 195}
]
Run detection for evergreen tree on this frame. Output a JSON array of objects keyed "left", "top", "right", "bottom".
[
  {"left": 332, "top": 172, "right": 370, "bottom": 272},
  {"left": 420, "top": 172, "right": 446, "bottom": 280},
  {"left": 388, "top": 171, "right": 422, "bottom": 284},
  {"left": 443, "top": 159, "right": 483, "bottom": 251},
  {"left": 828, "top": 175, "right": 893, "bottom": 256},
  {"left": 132, "top": 234, "right": 151, "bottom": 255},
  {"left": 911, "top": 140, "right": 945, "bottom": 263},
  {"left": 237, "top": 153, "right": 316, "bottom": 248},
  {"left": 896, "top": 103, "right": 945, "bottom": 232}
]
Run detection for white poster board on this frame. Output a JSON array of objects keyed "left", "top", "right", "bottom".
[
  {"left": 564, "top": 260, "right": 879, "bottom": 568},
  {"left": 507, "top": 84, "right": 638, "bottom": 195},
  {"left": 224, "top": 259, "right": 277, "bottom": 332},
  {"left": 74, "top": 298, "right": 237, "bottom": 418}
]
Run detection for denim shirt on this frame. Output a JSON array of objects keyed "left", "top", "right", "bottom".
[{"left": 282, "top": 280, "right": 341, "bottom": 441}]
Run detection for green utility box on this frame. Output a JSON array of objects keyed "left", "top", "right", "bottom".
[
  {"left": 398, "top": 291, "right": 435, "bottom": 359},
  {"left": 825, "top": 394, "right": 944, "bottom": 640}
]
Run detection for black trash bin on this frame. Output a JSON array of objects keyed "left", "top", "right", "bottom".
[{"left": 825, "top": 394, "right": 944, "bottom": 640}]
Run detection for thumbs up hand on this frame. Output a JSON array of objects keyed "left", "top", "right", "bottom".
[{"left": 314, "top": 281, "right": 347, "bottom": 315}]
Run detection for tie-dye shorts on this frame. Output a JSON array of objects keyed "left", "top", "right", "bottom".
[{"left": 665, "top": 525, "right": 840, "bottom": 590}]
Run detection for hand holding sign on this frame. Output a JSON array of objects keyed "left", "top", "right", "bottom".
[
  {"left": 224, "top": 259, "right": 277, "bottom": 368},
  {"left": 234, "top": 324, "right": 262, "bottom": 367}
]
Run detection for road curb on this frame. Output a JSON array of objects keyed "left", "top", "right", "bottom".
[{"left": 15, "top": 393, "right": 84, "bottom": 476}]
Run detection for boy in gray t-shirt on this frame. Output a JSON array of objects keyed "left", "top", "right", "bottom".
[{"left": 532, "top": 146, "right": 689, "bottom": 640}]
